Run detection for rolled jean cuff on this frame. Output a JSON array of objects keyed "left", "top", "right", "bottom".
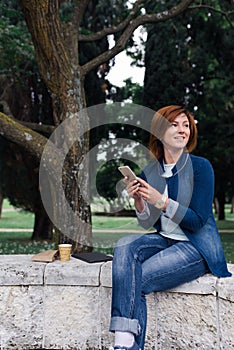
[{"left": 109, "top": 316, "right": 140, "bottom": 335}]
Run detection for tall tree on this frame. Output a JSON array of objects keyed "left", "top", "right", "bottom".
[
  {"left": 143, "top": 0, "right": 234, "bottom": 219},
  {"left": 0, "top": 1, "right": 55, "bottom": 238},
  {"left": 0, "top": 0, "right": 114, "bottom": 239},
  {"left": 0, "top": 0, "right": 208, "bottom": 252}
]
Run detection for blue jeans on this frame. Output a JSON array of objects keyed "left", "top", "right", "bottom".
[{"left": 109, "top": 233, "right": 209, "bottom": 349}]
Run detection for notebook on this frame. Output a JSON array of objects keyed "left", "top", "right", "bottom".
[{"left": 71, "top": 252, "right": 113, "bottom": 263}]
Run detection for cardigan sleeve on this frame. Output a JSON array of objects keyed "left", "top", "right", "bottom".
[
  {"left": 136, "top": 202, "right": 161, "bottom": 230},
  {"left": 165, "top": 157, "right": 215, "bottom": 233}
]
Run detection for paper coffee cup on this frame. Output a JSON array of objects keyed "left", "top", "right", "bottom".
[{"left": 58, "top": 244, "right": 72, "bottom": 262}]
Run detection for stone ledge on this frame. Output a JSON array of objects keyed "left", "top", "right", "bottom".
[
  {"left": 0, "top": 255, "right": 233, "bottom": 350},
  {"left": 44, "top": 258, "right": 102, "bottom": 286},
  {"left": 1, "top": 255, "right": 233, "bottom": 298},
  {"left": 0, "top": 255, "right": 46, "bottom": 285}
]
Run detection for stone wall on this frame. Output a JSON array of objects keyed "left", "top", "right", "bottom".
[{"left": 0, "top": 255, "right": 233, "bottom": 350}]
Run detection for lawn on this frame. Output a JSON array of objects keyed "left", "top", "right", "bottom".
[{"left": 0, "top": 200, "right": 234, "bottom": 263}]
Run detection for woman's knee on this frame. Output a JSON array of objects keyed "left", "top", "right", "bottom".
[{"left": 115, "top": 234, "right": 143, "bottom": 249}]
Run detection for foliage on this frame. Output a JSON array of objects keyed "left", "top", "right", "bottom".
[
  {"left": 0, "top": 1, "right": 52, "bottom": 123},
  {"left": 96, "top": 158, "right": 141, "bottom": 205},
  {"left": 122, "top": 78, "right": 144, "bottom": 104},
  {"left": 0, "top": 1, "right": 54, "bottom": 238},
  {"left": 0, "top": 2, "right": 35, "bottom": 74},
  {"left": 0, "top": 138, "right": 39, "bottom": 213},
  {"left": 142, "top": 0, "right": 234, "bottom": 217}
]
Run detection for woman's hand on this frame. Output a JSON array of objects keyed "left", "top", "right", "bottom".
[
  {"left": 124, "top": 178, "right": 145, "bottom": 213},
  {"left": 125, "top": 179, "right": 141, "bottom": 199},
  {"left": 124, "top": 177, "right": 165, "bottom": 213},
  {"left": 135, "top": 177, "right": 164, "bottom": 205}
]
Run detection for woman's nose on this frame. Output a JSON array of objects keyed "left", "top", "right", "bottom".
[{"left": 178, "top": 124, "right": 185, "bottom": 132}]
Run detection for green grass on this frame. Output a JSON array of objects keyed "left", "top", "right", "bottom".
[
  {"left": 0, "top": 200, "right": 234, "bottom": 262},
  {"left": 0, "top": 233, "right": 55, "bottom": 254},
  {"left": 93, "top": 215, "right": 141, "bottom": 230},
  {"left": 0, "top": 210, "right": 34, "bottom": 229},
  {"left": 220, "top": 232, "right": 234, "bottom": 264}
]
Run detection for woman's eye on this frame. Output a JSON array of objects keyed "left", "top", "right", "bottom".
[{"left": 171, "top": 122, "right": 189, "bottom": 128}]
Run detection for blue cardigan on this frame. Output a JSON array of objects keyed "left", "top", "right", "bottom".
[{"left": 138, "top": 153, "right": 231, "bottom": 278}]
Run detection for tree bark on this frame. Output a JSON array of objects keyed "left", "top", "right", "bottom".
[
  {"left": 17, "top": 0, "right": 92, "bottom": 252},
  {"left": 231, "top": 197, "right": 234, "bottom": 214},
  {"left": 32, "top": 207, "right": 53, "bottom": 240},
  {"left": 0, "top": 193, "right": 3, "bottom": 219},
  {"left": 0, "top": 113, "right": 46, "bottom": 162},
  {"left": 216, "top": 192, "right": 226, "bottom": 221}
]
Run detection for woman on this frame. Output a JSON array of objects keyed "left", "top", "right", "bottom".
[{"left": 109, "top": 105, "right": 231, "bottom": 350}]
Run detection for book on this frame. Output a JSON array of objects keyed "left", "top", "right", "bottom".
[{"left": 71, "top": 252, "right": 113, "bottom": 263}]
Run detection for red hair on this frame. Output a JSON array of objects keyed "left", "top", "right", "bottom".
[{"left": 149, "top": 105, "right": 197, "bottom": 160}]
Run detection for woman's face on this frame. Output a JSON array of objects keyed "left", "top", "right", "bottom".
[{"left": 162, "top": 113, "right": 190, "bottom": 151}]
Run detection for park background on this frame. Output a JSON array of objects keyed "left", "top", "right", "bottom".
[{"left": 0, "top": 1, "right": 233, "bottom": 261}]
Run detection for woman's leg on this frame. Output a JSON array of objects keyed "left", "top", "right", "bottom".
[
  {"left": 136, "top": 240, "right": 209, "bottom": 349},
  {"left": 109, "top": 233, "right": 171, "bottom": 345},
  {"left": 141, "top": 240, "right": 209, "bottom": 293},
  {"left": 109, "top": 234, "right": 209, "bottom": 350}
]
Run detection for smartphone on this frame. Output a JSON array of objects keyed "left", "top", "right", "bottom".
[{"left": 118, "top": 166, "right": 137, "bottom": 182}]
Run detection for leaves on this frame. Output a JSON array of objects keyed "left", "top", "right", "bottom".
[{"left": 0, "top": 1, "right": 35, "bottom": 75}]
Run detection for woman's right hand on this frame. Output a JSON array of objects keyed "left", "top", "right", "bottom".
[
  {"left": 125, "top": 179, "right": 141, "bottom": 199},
  {"left": 125, "top": 179, "right": 146, "bottom": 213}
]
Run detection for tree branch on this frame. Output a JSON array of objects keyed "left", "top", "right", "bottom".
[
  {"left": 78, "top": 0, "right": 145, "bottom": 42},
  {"left": 73, "top": 0, "right": 92, "bottom": 30},
  {"left": 0, "top": 113, "right": 47, "bottom": 162},
  {"left": 81, "top": 0, "right": 194, "bottom": 76},
  {"left": 0, "top": 100, "right": 15, "bottom": 119},
  {"left": 0, "top": 100, "right": 55, "bottom": 134},
  {"left": 188, "top": 5, "right": 234, "bottom": 28},
  {"left": 19, "top": 121, "right": 55, "bottom": 134}
]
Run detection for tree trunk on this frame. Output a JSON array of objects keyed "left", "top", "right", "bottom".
[
  {"left": 216, "top": 192, "right": 225, "bottom": 221},
  {"left": 32, "top": 207, "right": 53, "bottom": 240},
  {"left": 214, "top": 197, "right": 219, "bottom": 214},
  {"left": 18, "top": 0, "right": 92, "bottom": 252},
  {"left": 0, "top": 193, "right": 3, "bottom": 219},
  {"left": 231, "top": 197, "right": 234, "bottom": 214}
]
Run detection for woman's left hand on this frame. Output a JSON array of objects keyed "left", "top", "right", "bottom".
[{"left": 136, "top": 177, "right": 163, "bottom": 205}]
